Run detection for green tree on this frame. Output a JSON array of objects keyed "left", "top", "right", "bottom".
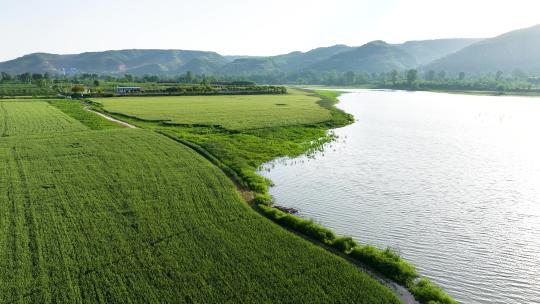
[
  {"left": 495, "top": 71, "right": 503, "bottom": 81},
  {"left": 0, "top": 72, "right": 11, "bottom": 82},
  {"left": 344, "top": 71, "right": 356, "bottom": 85},
  {"left": 71, "top": 85, "right": 86, "bottom": 93},
  {"left": 437, "top": 71, "right": 446, "bottom": 81},
  {"left": 390, "top": 70, "right": 398, "bottom": 85},
  {"left": 19, "top": 72, "right": 32, "bottom": 83},
  {"left": 186, "top": 71, "right": 193, "bottom": 83},
  {"left": 458, "top": 72, "right": 466, "bottom": 81},
  {"left": 93, "top": 80, "right": 100, "bottom": 87},
  {"left": 406, "top": 69, "right": 418, "bottom": 85},
  {"left": 425, "top": 70, "right": 435, "bottom": 81}
]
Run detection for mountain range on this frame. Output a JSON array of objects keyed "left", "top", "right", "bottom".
[{"left": 1, "top": 25, "right": 539, "bottom": 76}]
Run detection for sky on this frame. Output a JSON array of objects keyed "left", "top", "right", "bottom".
[{"left": 1, "top": 0, "right": 539, "bottom": 62}]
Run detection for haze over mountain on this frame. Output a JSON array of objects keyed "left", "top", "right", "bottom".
[
  {"left": 0, "top": 38, "right": 478, "bottom": 76},
  {"left": 396, "top": 38, "right": 482, "bottom": 66},
  {"left": 0, "top": 50, "right": 228, "bottom": 75},
  {"left": 427, "top": 24, "right": 540, "bottom": 74},
  {"left": 1, "top": 25, "right": 539, "bottom": 76},
  {"left": 306, "top": 41, "right": 417, "bottom": 73}
]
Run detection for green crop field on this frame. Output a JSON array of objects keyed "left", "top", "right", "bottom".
[
  {"left": 0, "top": 99, "right": 400, "bottom": 303},
  {"left": 0, "top": 101, "right": 87, "bottom": 136},
  {"left": 92, "top": 90, "right": 333, "bottom": 130},
  {"left": 0, "top": 83, "right": 57, "bottom": 97}
]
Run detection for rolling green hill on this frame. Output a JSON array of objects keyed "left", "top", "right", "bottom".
[
  {"left": 309, "top": 41, "right": 417, "bottom": 73},
  {"left": 0, "top": 36, "right": 496, "bottom": 75},
  {"left": 219, "top": 45, "right": 352, "bottom": 75},
  {"left": 0, "top": 49, "right": 228, "bottom": 75},
  {"left": 426, "top": 24, "right": 540, "bottom": 74}
]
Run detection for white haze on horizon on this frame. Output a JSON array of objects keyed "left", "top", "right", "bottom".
[{"left": 0, "top": 0, "right": 539, "bottom": 61}]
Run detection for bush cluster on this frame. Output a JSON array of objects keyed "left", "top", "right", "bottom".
[
  {"left": 258, "top": 204, "right": 336, "bottom": 245},
  {"left": 410, "top": 278, "right": 458, "bottom": 304},
  {"left": 350, "top": 246, "right": 416, "bottom": 285}
]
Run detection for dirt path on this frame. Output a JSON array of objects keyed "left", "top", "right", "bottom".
[{"left": 86, "top": 108, "right": 137, "bottom": 129}]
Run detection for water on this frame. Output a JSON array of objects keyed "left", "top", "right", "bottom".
[{"left": 259, "top": 90, "right": 540, "bottom": 304}]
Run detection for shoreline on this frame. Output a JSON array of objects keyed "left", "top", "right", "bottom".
[
  {"left": 297, "top": 85, "right": 540, "bottom": 98},
  {"left": 256, "top": 90, "right": 457, "bottom": 304},
  {"left": 87, "top": 90, "right": 457, "bottom": 304}
]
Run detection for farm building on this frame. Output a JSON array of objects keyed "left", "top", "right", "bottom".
[{"left": 116, "top": 86, "right": 141, "bottom": 94}]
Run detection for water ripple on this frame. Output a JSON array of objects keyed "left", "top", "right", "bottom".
[{"left": 259, "top": 90, "right": 540, "bottom": 304}]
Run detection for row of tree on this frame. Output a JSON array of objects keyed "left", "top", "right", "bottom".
[{"left": 1, "top": 69, "right": 539, "bottom": 94}]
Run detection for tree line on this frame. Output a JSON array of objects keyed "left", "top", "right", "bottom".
[{"left": 2, "top": 69, "right": 539, "bottom": 95}]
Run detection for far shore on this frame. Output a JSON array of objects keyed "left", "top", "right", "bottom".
[{"left": 296, "top": 85, "right": 540, "bottom": 98}]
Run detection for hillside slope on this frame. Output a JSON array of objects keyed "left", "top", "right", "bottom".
[
  {"left": 309, "top": 41, "right": 417, "bottom": 73},
  {"left": 427, "top": 24, "right": 540, "bottom": 73},
  {"left": 396, "top": 38, "right": 482, "bottom": 65},
  {"left": 0, "top": 49, "right": 228, "bottom": 75}
]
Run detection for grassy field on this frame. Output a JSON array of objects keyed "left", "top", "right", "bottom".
[
  {"left": 91, "top": 90, "right": 353, "bottom": 203},
  {"left": 0, "top": 99, "right": 401, "bottom": 303},
  {"left": 0, "top": 101, "right": 88, "bottom": 136},
  {"left": 93, "top": 89, "right": 333, "bottom": 130},
  {"left": 0, "top": 83, "right": 57, "bottom": 98}
]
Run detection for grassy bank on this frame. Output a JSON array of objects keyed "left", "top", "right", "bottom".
[
  {"left": 89, "top": 89, "right": 456, "bottom": 303},
  {"left": 258, "top": 204, "right": 457, "bottom": 304}
]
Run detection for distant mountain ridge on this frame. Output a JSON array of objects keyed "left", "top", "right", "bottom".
[
  {"left": 306, "top": 41, "right": 417, "bottom": 73},
  {"left": 5, "top": 26, "right": 536, "bottom": 76},
  {"left": 0, "top": 49, "right": 228, "bottom": 75},
  {"left": 427, "top": 24, "right": 540, "bottom": 74},
  {"left": 395, "top": 38, "right": 483, "bottom": 66}
]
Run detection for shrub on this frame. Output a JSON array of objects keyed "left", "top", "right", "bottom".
[
  {"left": 331, "top": 236, "right": 357, "bottom": 254},
  {"left": 257, "top": 204, "right": 336, "bottom": 245},
  {"left": 254, "top": 193, "right": 272, "bottom": 205},
  {"left": 349, "top": 245, "right": 417, "bottom": 285},
  {"left": 240, "top": 168, "right": 269, "bottom": 193},
  {"left": 410, "top": 278, "right": 457, "bottom": 304},
  {"left": 298, "top": 221, "right": 336, "bottom": 245}
]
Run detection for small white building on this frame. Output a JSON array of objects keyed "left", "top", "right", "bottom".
[{"left": 116, "top": 86, "right": 141, "bottom": 94}]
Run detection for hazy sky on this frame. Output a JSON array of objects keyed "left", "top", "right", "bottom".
[{"left": 1, "top": 0, "right": 539, "bottom": 61}]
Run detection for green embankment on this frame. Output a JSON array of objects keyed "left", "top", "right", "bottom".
[
  {"left": 90, "top": 89, "right": 457, "bottom": 304},
  {"left": 0, "top": 99, "right": 401, "bottom": 303}
]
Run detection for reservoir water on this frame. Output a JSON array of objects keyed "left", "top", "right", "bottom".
[{"left": 259, "top": 90, "right": 540, "bottom": 304}]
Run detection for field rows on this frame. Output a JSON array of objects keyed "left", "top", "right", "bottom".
[
  {"left": 0, "top": 101, "right": 87, "bottom": 137},
  {"left": 0, "top": 122, "right": 400, "bottom": 303}
]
